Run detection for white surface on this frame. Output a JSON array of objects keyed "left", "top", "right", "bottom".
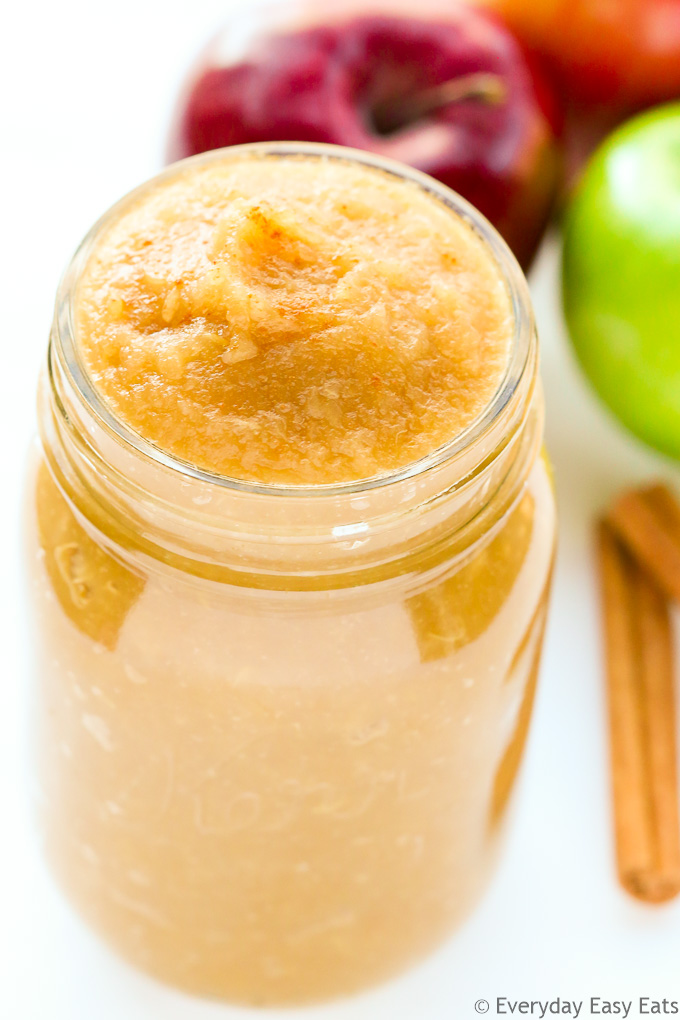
[{"left": 2, "top": 1, "right": 680, "bottom": 1017}]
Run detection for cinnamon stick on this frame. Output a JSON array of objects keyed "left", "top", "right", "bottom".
[
  {"left": 608, "top": 484, "right": 680, "bottom": 604},
  {"left": 637, "top": 567, "right": 680, "bottom": 900},
  {"left": 597, "top": 520, "right": 680, "bottom": 903}
]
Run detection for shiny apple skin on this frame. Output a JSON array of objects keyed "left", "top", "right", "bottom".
[
  {"left": 562, "top": 104, "right": 680, "bottom": 459},
  {"left": 485, "top": 0, "right": 680, "bottom": 113},
  {"left": 168, "top": 1, "right": 560, "bottom": 270},
  {"left": 481, "top": 0, "right": 680, "bottom": 183}
]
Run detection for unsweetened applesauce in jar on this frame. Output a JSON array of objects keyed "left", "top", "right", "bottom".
[{"left": 25, "top": 143, "right": 556, "bottom": 1005}]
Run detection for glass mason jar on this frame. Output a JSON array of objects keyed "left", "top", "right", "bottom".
[{"left": 25, "top": 145, "right": 556, "bottom": 1007}]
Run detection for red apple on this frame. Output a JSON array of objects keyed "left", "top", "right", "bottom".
[
  {"left": 481, "top": 0, "right": 680, "bottom": 113},
  {"left": 168, "top": 0, "right": 561, "bottom": 270},
  {"left": 478, "top": 0, "right": 680, "bottom": 180}
]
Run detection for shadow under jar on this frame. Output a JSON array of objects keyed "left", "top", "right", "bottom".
[{"left": 25, "top": 144, "right": 556, "bottom": 1006}]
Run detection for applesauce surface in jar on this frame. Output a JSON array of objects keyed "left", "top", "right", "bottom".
[
  {"left": 76, "top": 153, "right": 512, "bottom": 483},
  {"left": 27, "top": 144, "right": 555, "bottom": 1006}
]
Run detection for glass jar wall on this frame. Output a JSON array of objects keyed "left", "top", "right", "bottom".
[{"left": 25, "top": 145, "right": 556, "bottom": 1006}]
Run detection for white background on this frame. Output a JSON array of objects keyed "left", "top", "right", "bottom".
[{"left": 2, "top": 1, "right": 680, "bottom": 1017}]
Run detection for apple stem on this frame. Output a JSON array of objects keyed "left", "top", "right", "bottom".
[{"left": 372, "top": 72, "right": 507, "bottom": 135}]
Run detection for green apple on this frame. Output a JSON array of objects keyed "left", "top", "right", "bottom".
[{"left": 562, "top": 102, "right": 680, "bottom": 458}]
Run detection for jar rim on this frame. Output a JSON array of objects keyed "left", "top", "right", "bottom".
[{"left": 53, "top": 140, "right": 535, "bottom": 501}]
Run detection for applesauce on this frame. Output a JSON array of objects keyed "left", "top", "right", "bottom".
[
  {"left": 76, "top": 154, "right": 512, "bottom": 483},
  {"left": 26, "top": 144, "right": 555, "bottom": 1005}
]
